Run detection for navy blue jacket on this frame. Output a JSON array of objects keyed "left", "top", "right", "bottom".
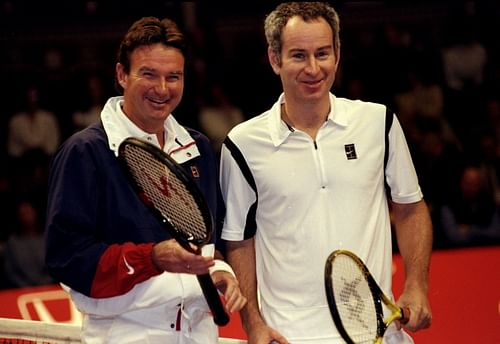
[{"left": 45, "top": 121, "right": 221, "bottom": 297}]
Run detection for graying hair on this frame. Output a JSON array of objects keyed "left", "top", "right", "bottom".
[{"left": 264, "top": 2, "right": 340, "bottom": 64}]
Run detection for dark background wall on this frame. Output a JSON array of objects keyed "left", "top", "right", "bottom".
[{"left": 0, "top": 2, "right": 499, "bottom": 289}]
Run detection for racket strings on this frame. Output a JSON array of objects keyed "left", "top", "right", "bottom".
[
  {"left": 330, "top": 255, "right": 378, "bottom": 343},
  {"left": 122, "top": 145, "right": 207, "bottom": 241}
]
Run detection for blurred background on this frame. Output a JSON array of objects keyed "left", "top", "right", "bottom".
[{"left": 0, "top": 1, "right": 499, "bottom": 290}]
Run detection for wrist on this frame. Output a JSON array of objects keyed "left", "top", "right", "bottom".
[
  {"left": 209, "top": 259, "right": 235, "bottom": 277},
  {"left": 150, "top": 244, "right": 163, "bottom": 273}
]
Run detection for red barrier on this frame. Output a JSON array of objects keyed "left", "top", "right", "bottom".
[
  {"left": 393, "top": 246, "right": 500, "bottom": 343},
  {"left": 1, "top": 246, "right": 499, "bottom": 342}
]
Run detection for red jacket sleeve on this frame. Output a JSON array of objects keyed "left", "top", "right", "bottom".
[{"left": 90, "top": 242, "right": 162, "bottom": 298}]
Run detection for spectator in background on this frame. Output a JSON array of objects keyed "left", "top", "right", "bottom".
[
  {"left": 0, "top": 170, "right": 15, "bottom": 242},
  {"left": 481, "top": 98, "right": 500, "bottom": 205},
  {"left": 369, "top": 23, "right": 416, "bottom": 105},
  {"left": 395, "top": 68, "right": 445, "bottom": 135},
  {"left": 469, "top": 131, "right": 500, "bottom": 207},
  {"left": 411, "top": 117, "right": 464, "bottom": 215},
  {"left": 3, "top": 198, "right": 53, "bottom": 288},
  {"left": 72, "top": 74, "right": 107, "bottom": 132},
  {"left": 198, "top": 82, "right": 244, "bottom": 155},
  {"left": 7, "top": 85, "right": 61, "bottom": 159},
  {"left": 439, "top": 164, "right": 500, "bottom": 246},
  {"left": 0, "top": 170, "right": 16, "bottom": 290},
  {"left": 6, "top": 85, "right": 59, "bottom": 203},
  {"left": 441, "top": 28, "right": 487, "bottom": 93},
  {"left": 483, "top": 97, "right": 500, "bottom": 156},
  {"left": 461, "top": 97, "right": 500, "bottom": 207},
  {"left": 441, "top": 22, "right": 488, "bottom": 141}
]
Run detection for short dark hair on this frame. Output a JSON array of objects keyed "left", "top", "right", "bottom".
[{"left": 115, "top": 17, "right": 188, "bottom": 93}]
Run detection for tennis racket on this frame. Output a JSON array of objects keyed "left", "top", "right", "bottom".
[
  {"left": 324, "top": 250, "right": 409, "bottom": 344},
  {"left": 118, "top": 137, "right": 230, "bottom": 326}
]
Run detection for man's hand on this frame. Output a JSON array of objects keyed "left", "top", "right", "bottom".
[
  {"left": 211, "top": 270, "right": 247, "bottom": 314},
  {"left": 152, "top": 239, "right": 214, "bottom": 274},
  {"left": 245, "top": 322, "right": 289, "bottom": 344},
  {"left": 397, "top": 287, "right": 432, "bottom": 331}
]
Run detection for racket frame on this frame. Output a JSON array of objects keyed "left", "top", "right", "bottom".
[
  {"left": 118, "top": 137, "right": 230, "bottom": 326},
  {"left": 325, "top": 249, "right": 405, "bottom": 344},
  {"left": 118, "top": 137, "right": 214, "bottom": 250}
]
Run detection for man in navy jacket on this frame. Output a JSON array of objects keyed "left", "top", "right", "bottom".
[{"left": 45, "top": 16, "right": 245, "bottom": 344}]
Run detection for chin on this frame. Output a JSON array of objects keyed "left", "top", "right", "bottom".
[{"left": 302, "top": 90, "right": 327, "bottom": 101}]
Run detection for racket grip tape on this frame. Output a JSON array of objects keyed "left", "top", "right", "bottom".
[
  {"left": 400, "top": 306, "right": 411, "bottom": 324},
  {"left": 197, "top": 273, "right": 230, "bottom": 326}
]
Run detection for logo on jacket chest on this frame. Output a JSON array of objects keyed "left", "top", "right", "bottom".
[{"left": 190, "top": 165, "right": 200, "bottom": 178}]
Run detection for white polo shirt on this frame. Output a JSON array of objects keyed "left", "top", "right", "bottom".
[{"left": 220, "top": 93, "right": 422, "bottom": 342}]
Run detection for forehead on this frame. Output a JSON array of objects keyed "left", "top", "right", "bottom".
[
  {"left": 282, "top": 16, "right": 333, "bottom": 50},
  {"left": 129, "top": 43, "right": 184, "bottom": 69}
]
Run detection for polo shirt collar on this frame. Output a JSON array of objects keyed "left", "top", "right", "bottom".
[
  {"left": 101, "top": 96, "right": 200, "bottom": 163},
  {"left": 269, "top": 93, "right": 349, "bottom": 147},
  {"left": 268, "top": 93, "right": 289, "bottom": 147},
  {"left": 329, "top": 94, "right": 350, "bottom": 128}
]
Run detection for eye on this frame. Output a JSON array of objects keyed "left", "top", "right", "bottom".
[
  {"left": 291, "top": 52, "right": 305, "bottom": 60},
  {"left": 316, "top": 47, "right": 334, "bottom": 60},
  {"left": 167, "top": 73, "right": 183, "bottom": 82},
  {"left": 139, "top": 71, "right": 154, "bottom": 80},
  {"left": 316, "top": 50, "right": 330, "bottom": 59}
]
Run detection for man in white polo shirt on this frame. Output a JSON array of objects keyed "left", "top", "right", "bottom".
[{"left": 219, "top": 2, "right": 433, "bottom": 343}]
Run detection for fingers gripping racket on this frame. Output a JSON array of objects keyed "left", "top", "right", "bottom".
[
  {"left": 324, "top": 250, "right": 409, "bottom": 344},
  {"left": 118, "top": 137, "right": 230, "bottom": 326}
]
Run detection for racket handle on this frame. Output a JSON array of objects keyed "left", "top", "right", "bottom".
[
  {"left": 400, "top": 306, "right": 411, "bottom": 324},
  {"left": 197, "top": 273, "right": 230, "bottom": 326}
]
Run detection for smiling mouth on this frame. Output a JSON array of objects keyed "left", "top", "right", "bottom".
[
  {"left": 301, "top": 80, "right": 323, "bottom": 89},
  {"left": 303, "top": 79, "right": 322, "bottom": 85},
  {"left": 147, "top": 97, "right": 169, "bottom": 105}
]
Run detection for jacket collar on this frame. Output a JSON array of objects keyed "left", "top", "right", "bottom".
[{"left": 101, "top": 96, "right": 200, "bottom": 163}]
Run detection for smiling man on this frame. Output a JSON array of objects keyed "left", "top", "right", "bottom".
[
  {"left": 220, "top": 2, "right": 433, "bottom": 343},
  {"left": 45, "top": 16, "right": 246, "bottom": 344}
]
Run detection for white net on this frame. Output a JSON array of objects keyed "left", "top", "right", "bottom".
[
  {"left": 0, "top": 318, "right": 247, "bottom": 344},
  {"left": 0, "top": 318, "right": 80, "bottom": 344}
]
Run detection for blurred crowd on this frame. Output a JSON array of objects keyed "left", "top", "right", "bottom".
[{"left": 0, "top": 1, "right": 499, "bottom": 289}]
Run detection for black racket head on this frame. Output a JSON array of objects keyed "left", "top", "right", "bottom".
[
  {"left": 118, "top": 137, "right": 213, "bottom": 247},
  {"left": 325, "top": 250, "right": 384, "bottom": 344}
]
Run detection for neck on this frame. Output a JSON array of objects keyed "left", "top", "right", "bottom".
[
  {"left": 157, "top": 131, "right": 166, "bottom": 149},
  {"left": 281, "top": 102, "right": 329, "bottom": 139}
]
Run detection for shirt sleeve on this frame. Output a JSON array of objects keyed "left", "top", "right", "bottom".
[
  {"left": 219, "top": 139, "right": 258, "bottom": 241},
  {"left": 385, "top": 115, "right": 424, "bottom": 204}
]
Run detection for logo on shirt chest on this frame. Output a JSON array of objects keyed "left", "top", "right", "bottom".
[{"left": 344, "top": 143, "right": 357, "bottom": 160}]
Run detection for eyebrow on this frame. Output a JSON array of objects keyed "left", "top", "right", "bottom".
[
  {"left": 289, "top": 45, "right": 333, "bottom": 53},
  {"left": 137, "top": 66, "right": 155, "bottom": 73},
  {"left": 137, "top": 66, "right": 184, "bottom": 75}
]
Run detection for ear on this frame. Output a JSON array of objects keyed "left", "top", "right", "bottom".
[
  {"left": 115, "top": 63, "right": 127, "bottom": 89},
  {"left": 268, "top": 47, "right": 281, "bottom": 75}
]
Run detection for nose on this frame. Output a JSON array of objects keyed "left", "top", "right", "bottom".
[
  {"left": 155, "top": 78, "right": 170, "bottom": 96},
  {"left": 304, "top": 57, "right": 320, "bottom": 75}
]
